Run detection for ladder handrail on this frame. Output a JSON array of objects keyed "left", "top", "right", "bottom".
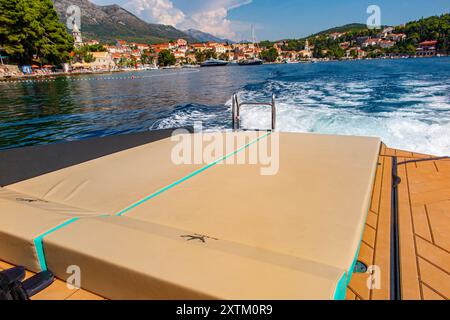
[
  {"left": 238, "top": 102, "right": 273, "bottom": 106},
  {"left": 232, "top": 93, "right": 276, "bottom": 131}
]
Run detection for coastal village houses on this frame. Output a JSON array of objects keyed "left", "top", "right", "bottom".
[
  {"left": 417, "top": 40, "right": 438, "bottom": 56},
  {"left": 66, "top": 22, "right": 441, "bottom": 71},
  {"left": 80, "top": 34, "right": 440, "bottom": 69}
]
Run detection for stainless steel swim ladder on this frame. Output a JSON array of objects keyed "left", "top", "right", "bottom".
[{"left": 231, "top": 93, "right": 276, "bottom": 131}]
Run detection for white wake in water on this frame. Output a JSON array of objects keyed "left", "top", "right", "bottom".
[
  {"left": 233, "top": 79, "right": 450, "bottom": 156},
  {"left": 155, "top": 77, "right": 450, "bottom": 156}
]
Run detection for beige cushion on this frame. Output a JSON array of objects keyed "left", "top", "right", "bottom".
[
  {"left": 6, "top": 132, "right": 259, "bottom": 214},
  {"left": 44, "top": 216, "right": 346, "bottom": 300},
  {"left": 126, "top": 133, "right": 381, "bottom": 273},
  {"left": 1, "top": 132, "right": 380, "bottom": 299},
  {"left": 0, "top": 188, "right": 96, "bottom": 271}
]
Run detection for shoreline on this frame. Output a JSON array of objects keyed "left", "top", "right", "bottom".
[
  {"left": 1, "top": 55, "right": 448, "bottom": 83},
  {"left": 0, "top": 68, "right": 152, "bottom": 82}
]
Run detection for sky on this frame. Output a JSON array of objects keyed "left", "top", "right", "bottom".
[{"left": 90, "top": 0, "right": 450, "bottom": 41}]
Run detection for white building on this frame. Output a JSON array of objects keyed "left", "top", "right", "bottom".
[{"left": 90, "top": 52, "right": 116, "bottom": 70}]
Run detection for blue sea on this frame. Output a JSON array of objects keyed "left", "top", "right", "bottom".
[{"left": 1, "top": 57, "right": 449, "bottom": 155}]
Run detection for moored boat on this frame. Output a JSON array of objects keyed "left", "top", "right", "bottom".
[
  {"left": 200, "top": 59, "right": 229, "bottom": 67},
  {"left": 238, "top": 58, "right": 263, "bottom": 66}
]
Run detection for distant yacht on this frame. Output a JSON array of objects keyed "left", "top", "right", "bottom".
[
  {"left": 238, "top": 58, "right": 263, "bottom": 66},
  {"left": 238, "top": 25, "right": 263, "bottom": 66},
  {"left": 200, "top": 59, "right": 229, "bottom": 67}
]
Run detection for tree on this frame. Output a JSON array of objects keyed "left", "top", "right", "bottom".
[
  {"left": 282, "top": 39, "right": 306, "bottom": 51},
  {"left": 84, "top": 44, "right": 106, "bottom": 52},
  {"left": 0, "top": 0, "right": 24, "bottom": 57},
  {"left": 0, "top": 0, "right": 74, "bottom": 65},
  {"left": 194, "top": 49, "right": 216, "bottom": 63},
  {"left": 117, "top": 57, "right": 131, "bottom": 67},
  {"left": 130, "top": 56, "right": 138, "bottom": 68},
  {"left": 260, "top": 47, "right": 278, "bottom": 62},
  {"left": 394, "top": 13, "right": 450, "bottom": 53},
  {"left": 141, "top": 50, "right": 154, "bottom": 65},
  {"left": 73, "top": 45, "right": 100, "bottom": 63},
  {"left": 158, "top": 49, "right": 176, "bottom": 66},
  {"left": 259, "top": 40, "right": 274, "bottom": 49},
  {"left": 218, "top": 53, "right": 228, "bottom": 61},
  {"left": 204, "top": 50, "right": 217, "bottom": 60},
  {"left": 83, "top": 52, "right": 94, "bottom": 63},
  {"left": 327, "top": 46, "right": 345, "bottom": 59},
  {"left": 195, "top": 51, "right": 206, "bottom": 63}
]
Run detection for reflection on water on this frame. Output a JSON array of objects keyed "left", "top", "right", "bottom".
[{"left": 0, "top": 67, "right": 268, "bottom": 149}]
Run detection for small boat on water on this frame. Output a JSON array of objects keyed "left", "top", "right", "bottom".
[
  {"left": 161, "top": 65, "right": 180, "bottom": 70},
  {"left": 182, "top": 64, "right": 200, "bottom": 69},
  {"left": 200, "top": 59, "right": 229, "bottom": 67},
  {"left": 141, "top": 65, "right": 158, "bottom": 70}
]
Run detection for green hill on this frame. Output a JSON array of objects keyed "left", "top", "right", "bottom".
[
  {"left": 395, "top": 13, "right": 450, "bottom": 52},
  {"left": 309, "top": 23, "right": 370, "bottom": 37}
]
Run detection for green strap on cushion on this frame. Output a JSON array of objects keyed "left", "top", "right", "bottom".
[{"left": 33, "top": 217, "right": 80, "bottom": 271}]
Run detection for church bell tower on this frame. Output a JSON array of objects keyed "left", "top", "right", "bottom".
[{"left": 72, "top": 21, "right": 83, "bottom": 48}]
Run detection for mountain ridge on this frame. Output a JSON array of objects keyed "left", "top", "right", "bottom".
[
  {"left": 183, "top": 29, "right": 235, "bottom": 44},
  {"left": 52, "top": 0, "right": 197, "bottom": 44}
]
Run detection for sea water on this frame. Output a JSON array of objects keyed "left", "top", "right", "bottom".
[{"left": 0, "top": 58, "right": 449, "bottom": 155}]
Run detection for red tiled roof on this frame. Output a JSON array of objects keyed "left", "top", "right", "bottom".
[{"left": 419, "top": 40, "right": 438, "bottom": 46}]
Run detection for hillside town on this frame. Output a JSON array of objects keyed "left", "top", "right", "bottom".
[{"left": 65, "top": 24, "right": 442, "bottom": 72}]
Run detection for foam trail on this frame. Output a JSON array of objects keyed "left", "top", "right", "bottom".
[
  {"left": 233, "top": 79, "right": 450, "bottom": 156},
  {"left": 155, "top": 70, "right": 450, "bottom": 156}
]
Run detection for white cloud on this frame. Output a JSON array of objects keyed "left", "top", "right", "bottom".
[
  {"left": 183, "top": 7, "right": 235, "bottom": 39},
  {"left": 123, "top": 0, "right": 185, "bottom": 26},
  {"left": 121, "top": 0, "right": 253, "bottom": 40}
]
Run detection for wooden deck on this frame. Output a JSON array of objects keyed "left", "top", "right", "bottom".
[
  {"left": 347, "top": 145, "right": 450, "bottom": 300},
  {"left": 0, "top": 260, "right": 104, "bottom": 300},
  {"left": 1, "top": 146, "right": 448, "bottom": 300}
]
